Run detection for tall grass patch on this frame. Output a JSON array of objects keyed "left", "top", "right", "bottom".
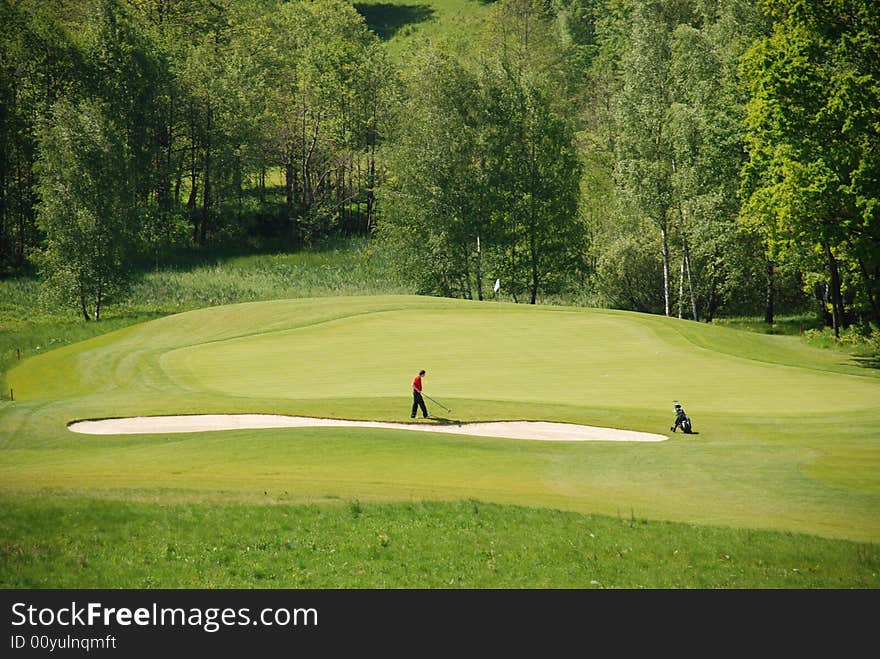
[{"left": 1, "top": 495, "right": 876, "bottom": 588}]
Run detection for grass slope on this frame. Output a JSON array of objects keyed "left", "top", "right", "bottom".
[
  {"left": 2, "top": 296, "right": 879, "bottom": 552},
  {"left": 0, "top": 238, "right": 409, "bottom": 395}
]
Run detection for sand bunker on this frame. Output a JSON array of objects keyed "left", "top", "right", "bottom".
[{"left": 68, "top": 414, "right": 668, "bottom": 442}]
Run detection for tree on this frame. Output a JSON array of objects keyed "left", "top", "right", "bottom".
[
  {"left": 34, "top": 99, "right": 136, "bottom": 320},
  {"left": 379, "top": 2, "right": 584, "bottom": 304},
  {"left": 480, "top": 0, "right": 586, "bottom": 304},
  {"left": 89, "top": 0, "right": 166, "bottom": 204},
  {"left": 480, "top": 61, "right": 584, "bottom": 304},
  {"left": 667, "top": 0, "right": 769, "bottom": 322},
  {"left": 740, "top": 0, "right": 880, "bottom": 335},
  {"left": 0, "top": 0, "right": 86, "bottom": 272},
  {"left": 377, "top": 49, "right": 487, "bottom": 298},
  {"left": 255, "top": 0, "right": 388, "bottom": 245},
  {"left": 613, "top": 0, "right": 699, "bottom": 317}
]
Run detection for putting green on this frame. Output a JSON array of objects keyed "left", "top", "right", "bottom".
[
  {"left": 4, "top": 295, "right": 880, "bottom": 542},
  {"left": 158, "top": 305, "right": 878, "bottom": 415}
]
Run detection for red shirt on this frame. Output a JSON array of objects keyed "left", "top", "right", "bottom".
[{"left": 412, "top": 375, "right": 423, "bottom": 392}]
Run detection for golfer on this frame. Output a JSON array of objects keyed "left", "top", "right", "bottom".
[{"left": 411, "top": 369, "right": 429, "bottom": 419}]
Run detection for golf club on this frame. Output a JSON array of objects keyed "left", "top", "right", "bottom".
[{"left": 421, "top": 392, "right": 452, "bottom": 413}]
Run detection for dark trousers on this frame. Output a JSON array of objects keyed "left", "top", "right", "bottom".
[{"left": 412, "top": 391, "right": 428, "bottom": 418}]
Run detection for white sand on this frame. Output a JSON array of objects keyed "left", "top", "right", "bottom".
[{"left": 68, "top": 414, "right": 668, "bottom": 442}]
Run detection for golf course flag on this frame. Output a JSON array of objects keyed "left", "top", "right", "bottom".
[{"left": 494, "top": 278, "right": 500, "bottom": 294}]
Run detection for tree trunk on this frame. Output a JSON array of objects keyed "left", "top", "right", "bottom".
[
  {"left": 530, "top": 235, "right": 538, "bottom": 305},
  {"left": 857, "top": 257, "right": 880, "bottom": 326},
  {"left": 94, "top": 284, "right": 102, "bottom": 322},
  {"left": 683, "top": 231, "right": 696, "bottom": 321},
  {"left": 337, "top": 164, "right": 344, "bottom": 230},
  {"left": 366, "top": 140, "right": 375, "bottom": 233},
  {"left": 200, "top": 106, "right": 212, "bottom": 246},
  {"left": 660, "top": 221, "right": 670, "bottom": 316},
  {"left": 187, "top": 103, "right": 198, "bottom": 243},
  {"left": 348, "top": 156, "right": 355, "bottom": 228},
  {"left": 16, "top": 157, "right": 28, "bottom": 267},
  {"left": 157, "top": 91, "right": 173, "bottom": 215},
  {"left": 285, "top": 154, "right": 294, "bottom": 221},
  {"left": 706, "top": 267, "right": 718, "bottom": 323},
  {"left": 824, "top": 241, "right": 844, "bottom": 338},
  {"left": 235, "top": 151, "right": 243, "bottom": 222},
  {"left": 528, "top": 126, "right": 537, "bottom": 305},
  {"left": 678, "top": 248, "right": 685, "bottom": 319},
  {"left": 461, "top": 244, "right": 472, "bottom": 300},
  {"left": 301, "top": 104, "right": 321, "bottom": 217},
  {"left": 174, "top": 164, "right": 182, "bottom": 207},
  {"left": 80, "top": 281, "right": 90, "bottom": 322},
  {"left": 764, "top": 260, "right": 774, "bottom": 325},
  {"left": 510, "top": 242, "right": 519, "bottom": 304},
  {"left": 476, "top": 235, "right": 484, "bottom": 301}
]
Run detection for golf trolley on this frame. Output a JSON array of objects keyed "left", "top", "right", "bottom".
[{"left": 671, "top": 402, "right": 693, "bottom": 434}]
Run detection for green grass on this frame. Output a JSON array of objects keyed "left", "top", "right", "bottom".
[
  {"left": 2, "top": 495, "right": 876, "bottom": 588},
  {"left": 0, "top": 237, "right": 409, "bottom": 398},
  {"left": 3, "top": 240, "right": 879, "bottom": 588},
  {"left": 3, "top": 295, "right": 879, "bottom": 559},
  {"left": 125, "top": 239, "right": 409, "bottom": 312},
  {"left": 354, "top": 0, "right": 494, "bottom": 58}
]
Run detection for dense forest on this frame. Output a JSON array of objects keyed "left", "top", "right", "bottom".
[{"left": 1, "top": 0, "right": 878, "bottom": 333}]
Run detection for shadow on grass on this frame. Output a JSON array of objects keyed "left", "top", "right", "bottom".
[
  {"left": 714, "top": 315, "right": 822, "bottom": 337},
  {"left": 853, "top": 355, "right": 880, "bottom": 370},
  {"left": 354, "top": 3, "right": 435, "bottom": 40},
  {"left": 132, "top": 235, "right": 370, "bottom": 274}
]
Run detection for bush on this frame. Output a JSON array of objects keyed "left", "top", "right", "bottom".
[
  {"left": 804, "top": 323, "right": 880, "bottom": 354},
  {"left": 593, "top": 228, "right": 664, "bottom": 314}
]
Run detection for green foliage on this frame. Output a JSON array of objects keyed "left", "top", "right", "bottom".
[
  {"left": 248, "top": 0, "right": 393, "bottom": 244},
  {"left": 0, "top": 0, "right": 87, "bottom": 273},
  {"left": 353, "top": 0, "right": 494, "bottom": 59},
  {"left": 378, "top": 1, "right": 585, "bottom": 303},
  {"left": 804, "top": 323, "right": 880, "bottom": 358},
  {"left": 34, "top": 98, "right": 137, "bottom": 320},
  {"left": 378, "top": 49, "right": 488, "bottom": 298},
  {"left": 7, "top": 0, "right": 871, "bottom": 327},
  {"left": 593, "top": 221, "right": 664, "bottom": 313},
  {"left": 740, "top": 0, "right": 880, "bottom": 331}
]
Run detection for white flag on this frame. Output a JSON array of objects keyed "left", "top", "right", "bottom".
[{"left": 494, "top": 278, "right": 501, "bottom": 294}]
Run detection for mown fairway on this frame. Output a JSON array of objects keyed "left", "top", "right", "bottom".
[{"left": 2, "top": 295, "right": 879, "bottom": 555}]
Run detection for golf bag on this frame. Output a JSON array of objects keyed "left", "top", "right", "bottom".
[{"left": 671, "top": 403, "right": 692, "bottom": 434}]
